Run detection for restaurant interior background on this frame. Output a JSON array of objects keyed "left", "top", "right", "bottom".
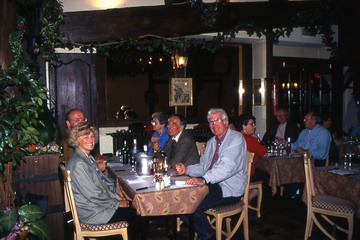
[{"left": 1, "top": 0, "right": 359, "bottom": 154}]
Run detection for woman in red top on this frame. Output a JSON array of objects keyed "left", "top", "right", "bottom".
[{"left": 230, "top": 114, "right": 267, "bottom": 201}]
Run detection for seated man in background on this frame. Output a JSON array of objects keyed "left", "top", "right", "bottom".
[
  {"left": 261, "top": 108, "right": 299, "bottom": 145},
  {"left": 176, "top": 108, "right": 248, "bottom": 240},
  {"left": 164, "top": 114, "right": 199, "bottom": 168},
  {"left": 61, "top": 109, "right": 87, "bottom": 162},
  {"left": 292, "top": 111, "right": 331, "bottom": 167},
  {"left": 148, "top": 112, "right": 169, "bottom": 153}
]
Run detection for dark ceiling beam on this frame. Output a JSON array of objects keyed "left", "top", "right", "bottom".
[{"left": 60, "top": 1, "right": 333, "bottom": 43}]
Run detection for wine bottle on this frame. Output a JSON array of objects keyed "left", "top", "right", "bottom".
[{"left": 121, "top": 140, "right": 129, "bottom": 164}]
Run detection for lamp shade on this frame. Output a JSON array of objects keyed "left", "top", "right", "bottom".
[{"left": 171, "top": 53, "right": 188, "bottom": 69}]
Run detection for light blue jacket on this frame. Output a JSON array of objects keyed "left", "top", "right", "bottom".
[
  {"left": 66, "top": 148, "right": 119, "bottom": 224},
  {"left": 291, "top": 124, "right": 331, "bottom": 160},
  {"left": 187, "top": 129, "right": 248, "bottom": 197}
]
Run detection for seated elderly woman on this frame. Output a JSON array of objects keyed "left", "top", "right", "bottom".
[
  {"left": 66, "top": 122, "right": 139, "bottom": 238},
  {"left": 230, "top": 114, "right": 268, "bottom": 201}
]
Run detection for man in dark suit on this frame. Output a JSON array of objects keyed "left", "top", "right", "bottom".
[
  {"left": 261, "top": 108, "right": 300, "bottom": 145},
  {"left": 164, "top": 114, "right": 199, "bottom": 168}
]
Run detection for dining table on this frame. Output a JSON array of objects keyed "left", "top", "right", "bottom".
[
  {"left": 311, "top": 165, "right": 360, "bottom": 218},
  {"left": 256, "top": 153, "right": 305, "bottom": 196},
  {"left": 106, "top": 158, "right": 209, "bottom": 239}
]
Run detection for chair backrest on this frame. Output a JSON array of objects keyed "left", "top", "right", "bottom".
[
  {"left": 196, "top": 142, "right": 206, "bottom": 156},
  {"left": 243, "top": 152, "right": 255, "bottom": 205},
  {"left": 303, "top": 151, "right": 316, "bottom": 206},
  {"left": 59, "top": 162, "right": 82, "bottom": 235}
]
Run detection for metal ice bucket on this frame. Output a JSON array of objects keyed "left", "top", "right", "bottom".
[{"left": 135, "top": 152, "right": 154, "bottom": 176}]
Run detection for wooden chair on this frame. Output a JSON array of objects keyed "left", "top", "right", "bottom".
[
  {"left": 204, "top": 152, "right": 254, "bottom": 240},
  {"left": 59, "top": 163, "right": 129, "bottom": 240},
  {"left": 248, "top": 181, "right": 263, "bottom": 218},
  {"left": 303, "top": 152, "right": 356, "bottom": 240},
  {"left": 196, "top": 141, "right": 206, "bottom": 156}
]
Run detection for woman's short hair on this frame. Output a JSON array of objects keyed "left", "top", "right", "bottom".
[
  {"left": 238, "top": 114, "right": 256, "bottom": 132},
  {"left": 152, "top": 112, "right": 168, "bottom": 125},
  {"left": 68, "top": 122, "right": 98, "bottom": 148}
]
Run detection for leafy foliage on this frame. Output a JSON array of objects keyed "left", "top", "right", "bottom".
[
  {"left": 0, "top": 208, "right": 18, "bottom": 232},
  {"left": 63, "top": 1, "right": 337, "bottom": 63},
  {"left": 0, "top": 204, "right": 49, "bottom": 240},
  {"left": 0, "top": 17, "right": 52, "bottom": 172},
  {"left": 18, "top": 204, "right": 45, "bottom": 222}
]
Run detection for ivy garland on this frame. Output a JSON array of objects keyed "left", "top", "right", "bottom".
[{"left": 17, "top": 0, "right": 337, "bottom": 64}]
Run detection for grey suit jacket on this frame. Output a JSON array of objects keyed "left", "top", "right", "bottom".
[
  {"left": 164, "top": 130, "right": 199, "bottom": 167},
  {"left": 66, "top": 148, "right": 119, "bottom": 224},
  {"left": 187, "top": 129, "right": 248, "bottom": 197}
]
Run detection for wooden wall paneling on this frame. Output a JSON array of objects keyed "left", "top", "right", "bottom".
[
  {"left": 49, "top": 53, "right": 99, "bottom": 134},
  {"left": 0, "top": 0, "right": 17, "bottom": 68}
]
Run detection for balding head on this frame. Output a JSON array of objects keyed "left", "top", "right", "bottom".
[{"left": 65, "top": 109, "right": 86, "bottom": 130}]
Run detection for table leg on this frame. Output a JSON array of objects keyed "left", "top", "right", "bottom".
[
  {"left": 188, "top": 214, "right": 195, "bottom": 240},
  {"left": 141, "top": 217, "right": 149, "bottom": 240}
]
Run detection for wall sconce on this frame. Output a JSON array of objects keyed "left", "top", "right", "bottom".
[
  {"left": 171, "top": 52, "right": 188, "bottom": 69},
  {"left": 239, "top": 80, "right": 245, "bottom": 105},
  {"left": 253, "top": 78, "right": 266, "bottom": 106}
]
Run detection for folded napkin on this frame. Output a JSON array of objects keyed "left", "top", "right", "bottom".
[
  {"left": 107, "top": 162, "right": 123, "bottom": 168},
  {"left": 127, "top": 179, "right": 147, "bottom": 184},
  {"left": 175, "top": 180, "right": 186, "bottom": 186},
  {"left": 328, "top": 169, "right": 355, "bottom": 176}
]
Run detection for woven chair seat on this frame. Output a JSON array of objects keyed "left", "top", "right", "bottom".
[
  {"left": 250, "top": 181, "right": 262, "bottom": 186},
  {"left": 312, "top": 195, "right": 356, "bottom": 214},
  {"left": 81, "top": 221, "right": 129, "bottom": 231},
  {"left": 207, "top": 201, "right": 244, "bottom": 214}
]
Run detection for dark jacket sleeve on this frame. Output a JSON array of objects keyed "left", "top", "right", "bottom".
[
  {"left": 261, "top": 124, "right": 278, "bottom": 145},
  {"left": 284, "top": 122, "right": 300, "bottom": 143},
  {"left": 165, "top": 131, "right": 199, "bottom": 167}
]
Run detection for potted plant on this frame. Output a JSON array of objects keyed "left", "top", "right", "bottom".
[
  {"left": 0, "top": 16, "right": 59, "bottom": 207},
  {"left": 0, "top": 204, "right": 50, "bottom": 240}
]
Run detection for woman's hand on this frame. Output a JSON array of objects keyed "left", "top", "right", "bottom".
[{"left": 119, "top": 197, "right": 130, "bottom": 207}]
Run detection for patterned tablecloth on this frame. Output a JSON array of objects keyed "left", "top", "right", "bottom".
[
  {"left": 256, "top": 154, "right": 305, "bottom": 195},
  {"left": 312, "top": 167, "right": 360, "bottom": 218},
  {"left": 108, "top": 164, "right": 209, "bottom": 216}
]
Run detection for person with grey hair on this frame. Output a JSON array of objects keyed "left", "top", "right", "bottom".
[
  {"left": 66, "top": 123, "right": 139, "bottom": 238},
  {"left": 148, "top": 112, "right": 169, "bottom": 152},
  {"left": 176, "top": 108, "right": 247, "bottom": 240},
  {"left": 261, "top": 108, "right": 300, "bottom": 145},
  {"left": 291, "top": 111, "right": 331, "bottom": 167}
]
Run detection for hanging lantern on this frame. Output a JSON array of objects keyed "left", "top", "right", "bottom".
[{"left": 171, "top": 52, "right": 188, "bottom": 69}]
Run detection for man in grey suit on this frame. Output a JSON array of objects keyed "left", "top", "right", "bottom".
[{"left": 164, "top": 114, "right": 199, "bottom": 168}]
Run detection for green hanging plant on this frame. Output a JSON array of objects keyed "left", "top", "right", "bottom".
[{"left": 0, "top": 17, "right": 52, "bottom": 171}]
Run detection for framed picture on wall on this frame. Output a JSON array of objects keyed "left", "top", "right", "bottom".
[{"left": 169, "top": 78, "right": 193, "bottom": 106}]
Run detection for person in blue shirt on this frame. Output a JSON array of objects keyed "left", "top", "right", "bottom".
[
  {"left": 148, "top": 112, "right": 170, "bottom": 152},
  {"left": 292, "top": 111, "right": 331, "bottom": 167}
]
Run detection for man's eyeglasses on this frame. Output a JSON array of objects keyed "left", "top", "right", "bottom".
[
  {"left": 209, "top": 119, "right": 224, "bottom": 125},
  {"left": 69, "top": 117, "right": 87, "bottom": 122},
  {"left": 248, "top": 122, "right": 256, "bottom": 126}
]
